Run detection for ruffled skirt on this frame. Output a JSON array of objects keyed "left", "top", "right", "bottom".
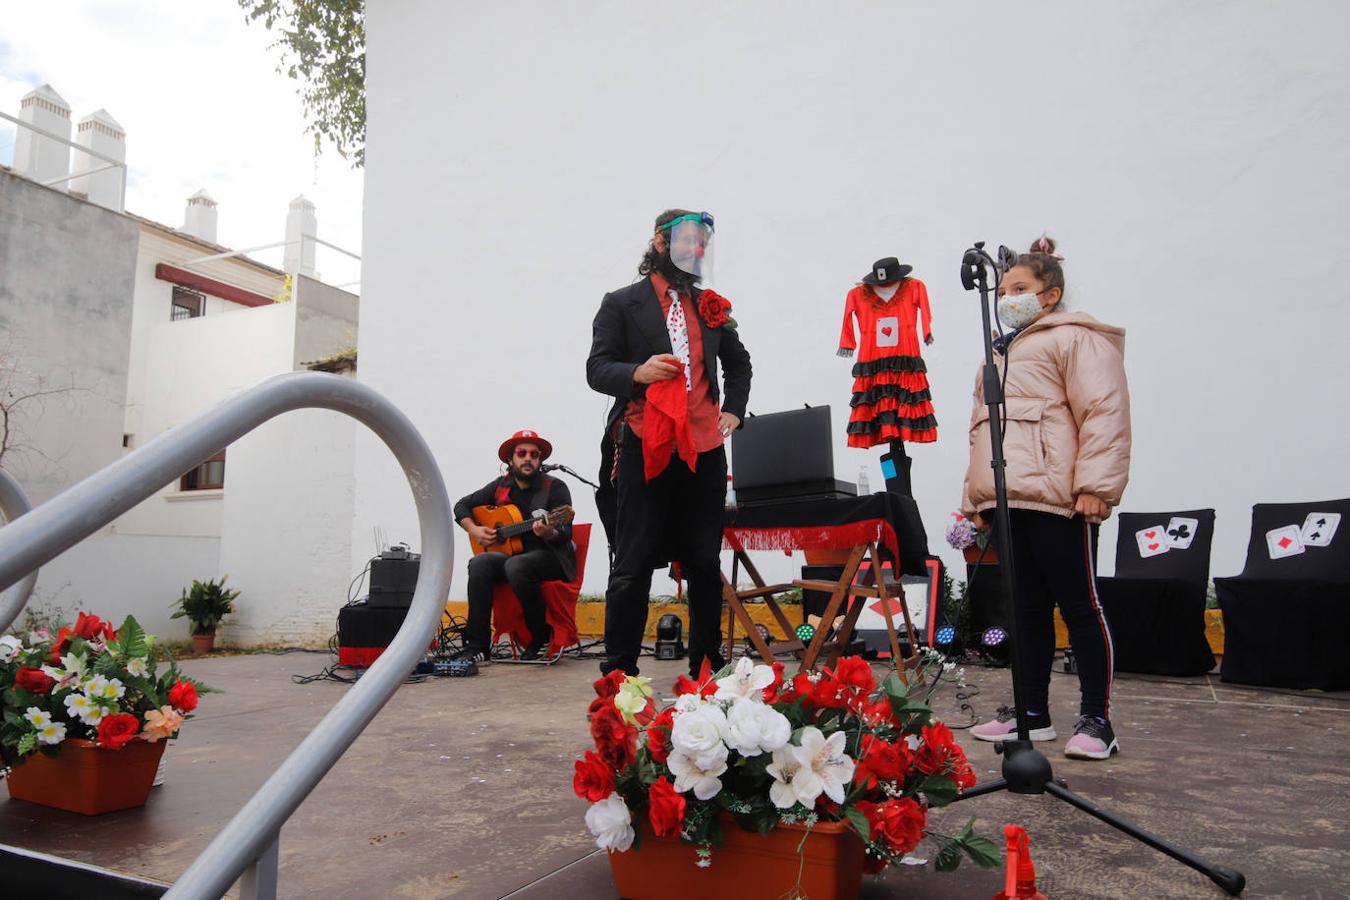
[{"left": 846, "top": 355, "right": 937, "bottom": 447}]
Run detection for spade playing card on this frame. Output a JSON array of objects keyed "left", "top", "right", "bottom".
[
  {"left": 1165, "top": 517, "right": 1199, "bottom": 550},
  {"left": 1265, "top": 525, "right": 1304, "bottom": 560},
  {"left": 1300, "top": 512, "right": 1341, "bottom": 548},
  {"left": 1135, "top": 525, "right": 1169, "bottom": 558}
]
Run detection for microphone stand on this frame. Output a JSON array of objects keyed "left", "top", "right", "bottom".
[
  {"left": 540, "top": 462, "right": 600, "bottom": 490},
  {"left": 954, "top": 243, "right": 1245, "bottom": 896}
]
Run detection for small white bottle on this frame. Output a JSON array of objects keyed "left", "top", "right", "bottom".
[
  {"left": 726, "top": 473, "right": 736, "bottom": 509},
  {"left": 857, "top": 466, "right": 870, "bottom": 496}
]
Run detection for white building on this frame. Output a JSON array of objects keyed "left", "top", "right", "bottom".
[
  {"left": 351, "top": 3, "right": 1350, "bottom": 597},
  {"left": 1, "top": 83, "right": 359, "bottom": 644}
]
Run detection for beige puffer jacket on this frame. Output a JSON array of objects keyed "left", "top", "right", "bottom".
[{"left": 961, "top": 310, "right": 1131, "bottom": 520}]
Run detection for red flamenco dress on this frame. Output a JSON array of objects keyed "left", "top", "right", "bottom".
[{"left": 838, "top": 279, "right": 938, "bottom": 448}]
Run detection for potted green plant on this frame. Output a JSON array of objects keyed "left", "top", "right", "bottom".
[{"left": 171, "top": 577, "right": 239, "bottom": 655}]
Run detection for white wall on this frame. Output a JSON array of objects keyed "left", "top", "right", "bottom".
[{"left": 356, "top": 0, "right": 1350, "bottom": 596}]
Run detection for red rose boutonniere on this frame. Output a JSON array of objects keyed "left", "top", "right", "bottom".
[{"left": 697, "top": 289, "right": 737, "bottom": 330}]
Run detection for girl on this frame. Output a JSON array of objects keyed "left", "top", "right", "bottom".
[{"left": 962, "top": 236, "right": 1131, "bottom": 760}]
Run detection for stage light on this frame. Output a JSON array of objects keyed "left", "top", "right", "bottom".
[
  {"left": 796, "top": 623, "right": 816, "bottom": 643},
  {"left": 936, "top": 625, "right": 957, "bottom": 647},
  {"left": 752, "top": 623, "right": 772, "bottom": 644},
  {"left": 982, "top": 626, "right": 1007, "bottom": 648},
  {"left": 655, "top": 614, "right": 685, "bottom": 660}
]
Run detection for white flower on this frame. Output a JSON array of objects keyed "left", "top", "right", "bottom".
[
  {"left": 28, "top": 630, "right": 50, "bottom": 645},
  {"left": 673, "top": 693, "right": 703, "bottom": 714},
  {"left": 126, "top": 657, "right": 149, "bottom": 678},
  {"left": 41, "top": 652, "right": 88, "bottom": 690},
  {"left": 36, "top": 720, "right": 67, "bottom": 745},
  {"left": 667, "top": 745, "right": 729, "bottom": 800},
  {"left": 84, "top": 675, "right": 125, "bottom": 702},
  {"left": 584, "top": 794, "right": 635, "bottom": 853},
  {"left": 767, "top": 746, "right": 820, "bottom": 809},
  {"left": 670, "top": 704, "right": 729, "bottom": 769},
  {"left": 798, "top": 727, "right": 856, "bottom": 805},
  {"left": 82, "top": 674, "right": 109, "bottom": 697},
  {"left": 24, "top": 706, "right": 52, "bottom": 729},
  {"left": 64, "top": 692, "right": 105, "bottom": 726},
  {"left": 724, "top": 698, "right": 791, "bottom": 757},
  {"left": 714, "top": 656, "right": 776, "bottom": 702},
  {"left": 0, "top": 634, "right": 22, "bottom": 663}
]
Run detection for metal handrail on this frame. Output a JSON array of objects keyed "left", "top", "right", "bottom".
[
  {"left": 0, "top": 468, "right": 38, "bottom": 631},
  {"left": 0, "top": 372, "right": 454, "bottom": 900}
]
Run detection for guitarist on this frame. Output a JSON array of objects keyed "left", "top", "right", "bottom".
[{"left": 452, "top": 429, "right": 575, "bottom": 662}]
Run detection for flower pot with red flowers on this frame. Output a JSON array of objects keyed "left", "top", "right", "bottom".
[
  {"left": 1, "top": 612, "right": 209, "bottom": 814},
  {"left": 171, "top": 576, "right": 239, "bottom": 654},
  {"left": 574, "top": 658, "right": 998, "bottom": 899}
]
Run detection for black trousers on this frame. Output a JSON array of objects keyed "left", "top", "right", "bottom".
[
  {"left": 603, "top": 426, "right": 727, "bottom": 677},
  {"left": 464, "top": 549, "right": 562, "bottom": 651},
  {"left": 1005, "top": 509, "right": 1115, "bottom": 721}
]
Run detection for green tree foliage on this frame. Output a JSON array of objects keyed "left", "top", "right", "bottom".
[{"left": 239, "top": 0, "right": 366, "bottom": 166}]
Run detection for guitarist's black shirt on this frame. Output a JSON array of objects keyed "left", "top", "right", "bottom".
[{"left": 453, "top": 475, "right": 573, "bottom": 556}]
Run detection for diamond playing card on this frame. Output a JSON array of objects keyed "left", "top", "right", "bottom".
[
  {"left": 1265, "top": 525, "right": 1304, "bottom": 560},
  {"left": 1135, "top": 525, "right": 1169, "bottom": 558},
  {"left": 1300, "top": 512, "right": 1341, "bottom": 548},
  {"left": 1165, "top": 517, "right": 1199, "bottom": 550}
]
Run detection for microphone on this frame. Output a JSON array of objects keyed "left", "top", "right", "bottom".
[
  {"left": 996, "top": 244, "right": 1018, "bottom": 274},
  {"left": 539, "top": 463, "right": 563, "bottom": 472}
]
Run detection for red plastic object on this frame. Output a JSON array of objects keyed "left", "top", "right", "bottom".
[
  {"left": 5, "top": 738, "right": 166, "bottom": 815},
  {"left": 994, "top": 824, "right": 1048, "bottom": 900},
  {"left": 338, "top": 645, "right": 385, "bottom": 667},
  {"left": 492, "top": 523, "right": 591, "bottom": 656}
]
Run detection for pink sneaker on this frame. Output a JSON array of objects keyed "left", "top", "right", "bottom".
[
  {"left": 1064, "top": 716, "right": 1119, "bottom": 760},
  {"left": 971, "top": 705, "right": 1057, "bottom": 742}
]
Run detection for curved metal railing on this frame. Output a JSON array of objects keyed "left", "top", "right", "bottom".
[
  {"left": 0, "top": 467, "right": 38, "bottom": 632},
  {"left": 0, "top": 372, "right": 454, "bottom": 900}
]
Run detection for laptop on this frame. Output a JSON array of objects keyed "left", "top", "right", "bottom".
[{"left": 730, "top": 406, "right": 856, "bottom": 506}]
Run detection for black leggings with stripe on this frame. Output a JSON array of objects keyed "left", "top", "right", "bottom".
[{"left": 1004, "top": 509, "right": 1114, "bottom": 721}]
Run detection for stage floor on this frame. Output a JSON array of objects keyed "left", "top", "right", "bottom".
[{"left": 1, "top": 650, "right": 1347, "bottom": 899}]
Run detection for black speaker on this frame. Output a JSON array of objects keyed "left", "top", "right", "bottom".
[
  {"left": 369, "top": 548, "right": 420, "bottom": 609},
  {"left": 338, "top": 604, "right": 408, "bottom": 648}
]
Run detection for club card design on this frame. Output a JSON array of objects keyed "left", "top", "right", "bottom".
[
  {"left": 1300, "top": 512, "right": 1341, "bottom": 548},
  {"left": 1265, "top": 525, "right": 1304, "bottom": 560},
  {"left": 1165, "top": 517, "right": 1199, "bottom": 550},
  {"left": 1135, "top": 525, "right": 1169, "bottom": 558},
  {"left": 875, "top": 316, "right": 900, "bottom": 348}
]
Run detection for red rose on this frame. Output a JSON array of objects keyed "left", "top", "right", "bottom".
[
  {"left": 97, "top": 713, "right": 141, "bottom": 750},
  {"left": 646, "top": 707, "right": 676, "bottom": 765},
  {"left": 590, "top": 704, "right": 637, "bottom": 771},
  {"left": 834, "top": 656, "right": 876, "bottom": 698},
  {"left": 45, "top": 627, "right": 75, "bottom": 664},
  {"left": 593, "top": 670, "right": 626, "bottom": 699},
  {"left": 74, "top": 612, "right": 115, "bottom": 642},
  {"left": 587, "top": 696, "right": 610, "bottom": 719},
  {"left": 697, "top": 289, "right": 732, "bottom": 329},
  {"left": 808, "top": 671, "right": 851, "bottom": 710},
  {"left": 866, "top": 798, "right": 927, "bottom": 855},
  {"left": 914, "top": 722, "right": 959, "bottom": 776},
  {"left": 855, "top": 736, "right": 913, "bottom": 793},
  {"left": 15, "top": 666, "right": 56, "bottom": 694},
  {"left": 572, "top": 750, "right": 615, "bottom": 802},
  {"left": 647, "top": 777, "right": 687, "bottom": 838},
  {"left": 168, "top": 680, "right": 199, "bottom": 712},
  {"left": 761, "top": 661, "right": 786, "bottom": 703},
  {"left": 672, "top": 674, "right": 699, "bottom": 696}
]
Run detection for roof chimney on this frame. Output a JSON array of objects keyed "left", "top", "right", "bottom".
[
  {"left": 13, "top": 84, "right": 72, "bottom": 186},
  {"left": 182, "top": 189, "right": 219, "bottom": 243},
  {"left": 284, "top": 195, "right": 317, "bottom": 278},
  {"left": 70, "top": 108, "right": 126, "bottom": 211}
]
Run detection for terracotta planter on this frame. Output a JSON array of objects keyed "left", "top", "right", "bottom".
[
  {"left": 962, "top": 544, "right": 996, "bottom": 564},
  {"left": 5, "top": 738, "right": 167, "bottom": 815},
  {"left": 803, "top": 548, "right": 855, "bottom": 566},
  {"left": 192, "top": 632, "right": 215, "bottom": 655},
  {"left": 608, "top": 816, "right": 865, "bottom": 900}
]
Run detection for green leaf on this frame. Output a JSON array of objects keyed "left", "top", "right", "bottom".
[
  {"left": 934, "top": 839, "right": 964, "bottom": 872},
  {"left": 843, "top": 806, "right": 871, "bottom": 842},
  {"left": 17, "top": 732, "right": 37, "bottom": 755},
  {"left": 962, "top": 835, "right": 1002, "bottom": 869},
  {"left": 114, "top": 616, "right": 150, "bottom": 660},
  {"left": 917, "top": 775, "right": 959, "bottom": 807}
]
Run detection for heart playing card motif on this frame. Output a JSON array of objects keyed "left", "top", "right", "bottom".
[
  {"left": 1135, "top": 525, "right": 1169, "bottom": 558},
  {"left": 1265, "top": 525, "right": 1305, "bottom": 560},
  {"left": 1300, "top": 512, "right": 1340, "bottom": 548},
  {"left": 1165, "top": 517, "right": 1199, "bottom": 550},
  {"left": 876, "top": 316, "right": 900, "bottom": 348}
]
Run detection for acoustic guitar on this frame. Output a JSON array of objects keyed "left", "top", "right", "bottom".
[{"left": 469, "top": 504, "right": 575, "bottom": 556}]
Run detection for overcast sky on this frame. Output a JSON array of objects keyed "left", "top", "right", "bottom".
[{"left": 0, "top": 1, "right": 364, "bottom": 285}]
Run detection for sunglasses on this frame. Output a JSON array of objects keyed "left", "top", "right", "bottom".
[{"left": 514, "top": 448, "right": 541, "bottom": 459}]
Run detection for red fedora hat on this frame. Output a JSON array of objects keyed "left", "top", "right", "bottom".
[{"left": 498, "top": 429, "right": 553, "bottom": 462}]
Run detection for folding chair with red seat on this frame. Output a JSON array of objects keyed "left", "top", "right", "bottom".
[{"left": 491, "top": 523, "right": 591, "bottom": 662}]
